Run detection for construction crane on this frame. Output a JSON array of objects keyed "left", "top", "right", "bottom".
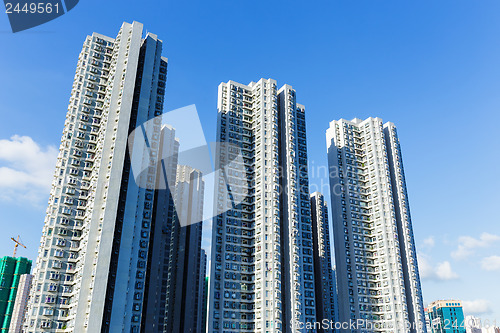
[{"left": 11, "top": 235, "right": 26, "bottom": 257}]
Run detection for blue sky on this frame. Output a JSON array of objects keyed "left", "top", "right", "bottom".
[{"left": 1, "top": 0, "right": 499, "bottom": 324}]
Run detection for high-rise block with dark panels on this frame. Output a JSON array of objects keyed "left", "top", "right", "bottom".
[
  {"left": 208, "top": 79, "right": 317, "bottom": 332},
  {"left": 310, "top": 192, "right": 338, "bottom": 333},
  {"left": 25, "top": 21, "right": 171, "bottom": 333}
]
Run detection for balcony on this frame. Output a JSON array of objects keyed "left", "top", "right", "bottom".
[
  {"left": 93, "top": 45, "right": 104, "bottom": 52},
  {"left": 74, "top": 211, "right": 85, "bottom": 220},
  {"left": 42, "top": 307, "right": 54, "bottom": 316},
  {"left": 63, "top": 197, "right": 74, "bottom": 205},
  {"left": 68, "top": 168, "right": 79, "bottom": 176},
  {"left": 68, "top": 255, "right": 78, "bottom": 265},
  {"left": 57, "top": 228, "right": 69, "bottom": 236},
  {"left": 48, "top": 273, "right": 60, "bottom": 281},
  {"left": 61, "top": 286, "right": 72, "bottom": 295},
  {"left": 52, "top": 260, "right": 63, "bottom": 269},
  {"left": 86, "top": 143, "right": 96, "bottom": 153}
]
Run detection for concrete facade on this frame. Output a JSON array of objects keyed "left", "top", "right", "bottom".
[
  {"left": 326, "top": 117, "right": 426, "bottom": 333},
  {"left": 208, "top": 79, "right": 317, "bottom": 332},
  {"left": 25, "top": 21, "right": 169, "bottom": 333},
  {"left": 8, "top": 274, "right": 32, "bottom": 333}
]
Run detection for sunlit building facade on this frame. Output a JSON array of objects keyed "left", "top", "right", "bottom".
[
  {"left": 208, "top": 79, "right": 317, "bottom": 332},
  {"left": 25, "top": 21, "right": 169, "bottom": 332},
  {"left": 326, "top": 117, "right": 426, "bottom": 333}
]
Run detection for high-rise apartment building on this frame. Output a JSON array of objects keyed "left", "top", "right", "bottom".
[
  {"left": 481, "top": 327, "right": 500, "bottom": 333},
  {"left": 425, "top": 308, "right": 432, "bottom": 333},
  {"left": 144, "top": 124, "right": 179, "bottom": 332},
  {"left": 142, "top": 123, "right": 207, "bottom": 333},
  {"left": 26, "top": 21, "right": 169, "bottom": 332},
  {"left": 199, "top": 249, "right": 208, "bottom": 333},
  {"left": 464, "top": 315, "right": 482, "bottom": 333},
  {"left": 8, "top": 273, "right": 33, "bottom": 333},
  {"left": 163, "top": 165, "right": 205, "bottom": 333},
  {"left": 310, "top": 192, "right": 337, "bottom": 332},
  {"left": 0, "top": 257, "right": 31, "bottom": 332},
  {"left": 427, "top": 300, "right": 465, "bottom": 333},
  {"left": 326, "top": 117, "right": 426, "bottom": 332},
  {"left": 208, "top": 79, "right": 317, "bottom": 332}
]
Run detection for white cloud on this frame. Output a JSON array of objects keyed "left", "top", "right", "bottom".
[
  {"left": 418, "top": 254, "right": 459, "bottom": 281},
  {"left": 451, "top": 233, "right": 500, "bottom": 260},
  {"left": 421, "top": 236, "right": 435, "bottom": 250},
  {"left": 481, "top": 256, "right": 500, "bottom": 272},
  {"left": 0, "top": 135, "right": 57, "bottom": 205},
  {"left": 435, "top": 262, "right": 459, "bottom": 280},
  {"left": 462, "top": 300, "right": 492, "bottom": 315}
]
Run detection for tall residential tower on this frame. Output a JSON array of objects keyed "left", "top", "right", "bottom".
[
  {"left": 208, "top": 79, "right": 317, "bottom": 332},
  {"left": 310, "top": 192, "right": 337, "bottom": 333},
  {"left": 8, "top": 274, "right": 33, "bottom": 333},
  {"left": 326, "top": 117, "right": 426, "bottom": 333},
  {"left": 199, "top": 249, "right": 208, "bottom": 333},
  {"left": 26, "top": 22, "right": 169, "bottom": 333},
  {"left": 163, "top": 165, "right": 205, "bottom": 333}
]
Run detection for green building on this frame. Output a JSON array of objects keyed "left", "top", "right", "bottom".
[
  {"left": 0, "top": 256, "right": 32, "bottom": 332},
  {"left": 427, "top": 300, "right": 466, "bottom": 333}
]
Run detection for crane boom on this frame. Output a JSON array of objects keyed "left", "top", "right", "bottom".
[{"left": 10, "top": 235, "right": 26, "bottom": 257}]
